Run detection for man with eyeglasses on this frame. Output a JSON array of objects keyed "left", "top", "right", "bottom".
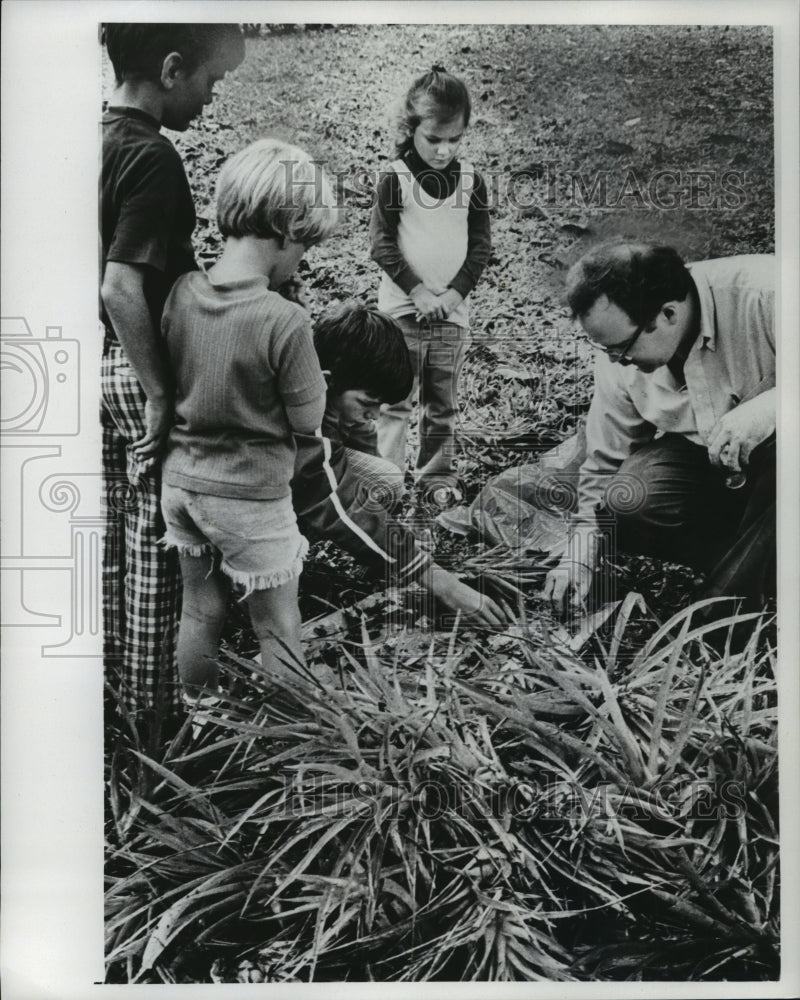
[{"left": 544, "top": 241, "right": 776, "bottom": 618}]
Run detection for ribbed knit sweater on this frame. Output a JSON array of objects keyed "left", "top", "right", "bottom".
[{"left": 162, "top": 271, "right": 326, "bottom": 499}]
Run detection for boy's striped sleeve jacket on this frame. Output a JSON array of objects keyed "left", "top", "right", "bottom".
[{"left": 291, "top": 431, "right": 432, "bottom": 587}]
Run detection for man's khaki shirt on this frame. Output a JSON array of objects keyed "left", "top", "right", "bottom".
[{"left": 577, "top": 255, "right": 775, "bottom": 521}]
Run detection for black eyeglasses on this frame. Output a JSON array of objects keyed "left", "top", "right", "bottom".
[{"left": 585, "top": 321, "right": 647, "bottom": 363}]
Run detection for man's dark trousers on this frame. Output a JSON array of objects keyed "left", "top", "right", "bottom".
[{"left": 606, "top": 433, "right": 776, "bottom": 606}]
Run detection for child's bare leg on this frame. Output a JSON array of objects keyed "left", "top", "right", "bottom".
[
  {"left": 177, "top": 551, "right": 230, "bottom": 699},
  {"left": 245, "top": 576, "right": 305, "bottom": 679}
]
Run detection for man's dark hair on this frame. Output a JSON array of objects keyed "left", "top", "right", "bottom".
[
  {"left": 102, "top": 24, "right": 244, "bottom": 85},
  {"left": 566, "top": 241, "right": 693, "bottom": 326},
  {"left": 313, "top": 301, "right": 413, "bottom": 405}
]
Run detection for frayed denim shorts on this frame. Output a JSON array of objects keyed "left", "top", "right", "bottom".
[{"left": 160, "top": 484, "right": 308, "bottom": 595}]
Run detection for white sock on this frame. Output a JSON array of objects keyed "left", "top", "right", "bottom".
[{"left": 182, "top": 690, "right": 222, "bottom": 711}]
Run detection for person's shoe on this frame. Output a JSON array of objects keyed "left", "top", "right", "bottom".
[{"left": 182, "top": 690, "right": 223, "bottom": 740}]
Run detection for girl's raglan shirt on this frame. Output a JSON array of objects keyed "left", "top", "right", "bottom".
[
  {"left": 370, "top": 146, "right": 491, "bottom": 328},
  {"left": 162, "top": 271, "right": 326, "bottom": 500}
]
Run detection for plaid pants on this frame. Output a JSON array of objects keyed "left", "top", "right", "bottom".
[{"left": 101, "top": 344, "right": 181, "bottom": 714}]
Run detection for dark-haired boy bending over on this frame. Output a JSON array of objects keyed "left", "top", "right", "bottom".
[{"left": 292, "top": 302, "right": 508, "bottom": 626}]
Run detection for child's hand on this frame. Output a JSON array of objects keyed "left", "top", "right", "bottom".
[
  {"left": 410, "top": 284, "right": 445, "bottom": 322},
  {"left": 132, "top": 395, "right": 172, "bottom": 461},
  {"left": 430, "top": 568, "right": 511, "bottom": 626},
  {"left": 438, "top": 288, "right": 463, "bottom": 318}
]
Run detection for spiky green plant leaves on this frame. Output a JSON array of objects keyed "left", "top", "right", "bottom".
[{"left": 105, "top": 598, "right": 778, "bottom": 983}]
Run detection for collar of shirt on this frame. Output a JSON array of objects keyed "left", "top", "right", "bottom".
[
  {"left": 320, "top": 408, "right": 342, "bottom": 443},
  {"left": 681, "top": 266, "right": 721, "bottom": 441},
  {"left": 104, "top": 105, "right": 162, "bottom": 130},
  {"left": 667, "top": 280, "right": 702, "bottom": 385},
  {"left": 402, "top": 145, "right": 461, "bottom": 199},
  {"left": 607, "top": 355, "right": 700, "bottom": 440},
  {"left": 686, "top": 263, "right": 717, "bottom": 352}
]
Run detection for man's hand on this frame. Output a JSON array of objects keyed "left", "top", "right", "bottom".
[
  {"left": 437, "top": 288, "right": 463, "bottom": 319},
  {"left": 707, "top": 389, "right": 776, "bottom": 472},
  {"left": 411, "top": 284, "right": 445, "bottom": 322},
  {"left": 542, "top": 523, "right": 600, "bottom": 617},
  {"left": 132, "top": 394, "right": 172, "bottom": 461},
  {"left": 430, "top": 567, "right": 510, "bottom": 626},
  {"left": 543, "top": 560, "right": 593, "bottom": 617}
]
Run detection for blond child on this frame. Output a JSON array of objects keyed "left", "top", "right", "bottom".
[{"left": 159, "top": 139, "right": 337, "bottom": 703}]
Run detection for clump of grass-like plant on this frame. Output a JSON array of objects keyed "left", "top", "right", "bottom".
[{"left": 104, "top": 597, "right": 778, "bottom": 983}]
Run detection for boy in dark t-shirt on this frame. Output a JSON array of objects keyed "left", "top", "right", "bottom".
[
  {"left": 101, "top": 108, "right": 196, "bottom": 352},
  {"left": 100, "top": 24, "right": 244, "bottom": 714}
]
